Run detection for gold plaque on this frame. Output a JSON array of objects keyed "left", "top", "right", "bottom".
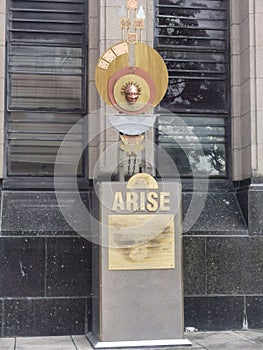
[
  {"left": 97, "top": 59, "right": 110, "bottom": 70},
  {"left": 103, "top": 49, "right": 117, "bottom": 63},
  {"left": 112, "top": 42, "right": 129, "bottom": 56},
  {"left": 108, "top": 214, "right": 175, "bottom": 270}
]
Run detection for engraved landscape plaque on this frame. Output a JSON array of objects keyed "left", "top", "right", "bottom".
[{"left": 108, "top": 214, "right": 175, "bottom": 270}]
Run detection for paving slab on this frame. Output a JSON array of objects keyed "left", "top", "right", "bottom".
[
  {"left": 16, "top": 336, "right": 76, "bottom": 350},
  {"left": 0, "top": 338, "right": 15, "bottom": 350},
  {"left": 72, "top": 336, "right": 94, "bottom": 350},
  {"left": 188, "top": 331, "right": 263, "bottom": 350},
  {"left": 2, "top": 331, "right": 263, "bottom": 350},
  {"left": 234, "top": 330, "right": 263, "bottom": 345}
]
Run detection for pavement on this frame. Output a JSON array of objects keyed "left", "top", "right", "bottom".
[{"left": 0, "top": 330, "right": 262, "bottom": 350}]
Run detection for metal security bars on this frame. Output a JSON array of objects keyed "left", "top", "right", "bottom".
[
  {"left": 155, "top": 0, "right": 229, "bottom": 177},
  {"left": 6, "top": 0, "right": 87, "bottom": 177}
]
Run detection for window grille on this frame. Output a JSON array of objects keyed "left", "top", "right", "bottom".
[
  {"left": 155, "top": 0, "right": 229, "bottom": 177},
  {"left": 6, "top": 0, "right": 87, "bottom": 177}
]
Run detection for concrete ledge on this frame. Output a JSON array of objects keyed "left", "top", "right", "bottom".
[{"left": 87, "top": 332, "right": 192, "bottom": 348}]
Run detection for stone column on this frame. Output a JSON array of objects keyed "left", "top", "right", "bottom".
[
  {"left": 231, "top": 0, "right": 253, "bottom": 181},
  {"left": 0, "top": 0, "right": 6, "bottom": 178}
]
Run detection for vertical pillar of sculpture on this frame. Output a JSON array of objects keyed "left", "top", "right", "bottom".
[{"left": 88, "top": 1, "right": 191, "bottom": 348}]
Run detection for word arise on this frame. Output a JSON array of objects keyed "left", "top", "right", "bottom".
[{"left": 112, "top": 191, "right": 171, "bottom": 212}]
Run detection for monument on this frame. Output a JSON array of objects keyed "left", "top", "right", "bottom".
[{"left": 87, "top": 1, "right": 191, "bottom": 347}]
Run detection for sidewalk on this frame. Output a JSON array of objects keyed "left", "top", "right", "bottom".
[{"left": 0, "top": 330, "right": 262, "bottom": 350}]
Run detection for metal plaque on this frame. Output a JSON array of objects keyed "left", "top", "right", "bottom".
[{"left": 108, "top": 214, "right": 175, "bottom": 270}]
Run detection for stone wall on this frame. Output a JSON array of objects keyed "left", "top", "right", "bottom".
[
  {"left": 182, "top": 182, "right": 262, "bottom": 331},
  {"left": 0, "top": 191, "right": 92, "bottom": 337}
]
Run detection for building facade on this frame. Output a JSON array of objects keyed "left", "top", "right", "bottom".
[{"left": 0, "top": 0, "right": 262, "bottom": 337}]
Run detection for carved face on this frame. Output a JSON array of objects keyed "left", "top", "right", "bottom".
[{"left": 124, "top": 84, "right": 139, "bottom": 104}]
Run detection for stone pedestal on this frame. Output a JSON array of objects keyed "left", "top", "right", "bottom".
[{"left": 88, "top": 175, "right": 191, "bottom": 348}]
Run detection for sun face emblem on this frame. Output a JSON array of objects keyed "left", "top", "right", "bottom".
[{"left": 121, "top": 81, "right": 142, "bottom": 104}]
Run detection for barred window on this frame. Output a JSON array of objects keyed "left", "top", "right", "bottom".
[
  {"left": 6, "top": 0, "right": 87, "bottom": 177},
  {"left": 155, "top": 0, "right": 229, "bottom": 177}
]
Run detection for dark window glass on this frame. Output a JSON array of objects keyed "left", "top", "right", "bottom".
[
  {"left": 8, "top": 45, "right": 84, "bottom": 111},
  {"left": 7, "top": 0, "right": 86, "bottom": 112},
  {"left": 156, "top": 115, "right": 228, "bottom": 177},
  {"left": 6, "top": 0, "right": 87, "bottom": 176},
  {"left": 155, "top": 0, "right": 229, "bottom": 177},
  {"left": 7, "top": 112, "right": 85, "bottom": 176}
]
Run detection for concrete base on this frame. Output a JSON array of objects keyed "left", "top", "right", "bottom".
[{"left": 87, "top": 332, "right": 192, "bottom": 348}]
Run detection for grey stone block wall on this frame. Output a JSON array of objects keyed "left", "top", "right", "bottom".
[
  {"left": 0, "top": 191, "right": 92, "bottom": 337},
  {"left": 183, "top": 181, "right": 263, "bottom": 331}
]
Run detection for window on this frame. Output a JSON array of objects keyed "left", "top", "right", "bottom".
[
  {"left": 155, "top": 0, "right": 229, "bottom": 177},
  {"left": 6, "top": 0, "right": 87, "bottom": 176}
]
